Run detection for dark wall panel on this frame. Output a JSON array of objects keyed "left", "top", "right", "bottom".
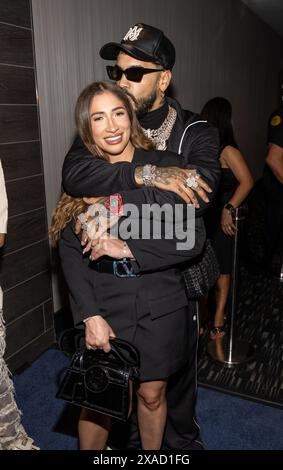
[
  {"left": 43, "top": 299, "right": 54, "bottom": 331},
  {"left": 0, "top": 0, "right": 31, "bottom": 28},
  {"left": 4, "top": 272, "right": 52, "bottom": 324},
  {"left": 5, "top": 306, "right": 45, "bottom": 357},
  {"left": 6, "top": 176, "right": 45, "bottom": 216},
  {"left": 5, "top": 208, "right": 47, "bottom": 253},
  {"left": 0, "top": 105, "right": 38, "bottom": 143},
  {"left": 0, "top": 65, "right": 36, "bottom": 104},
  {"left": 0, "top": 23, "right": 33, "bottom": 67},
  {"left": 6, "top": 330, "right": 55, "bottom": 373},
  {"left": 0, "top": 0, "right": 54, "bottom": 369},
  {"left": 0, "top": 142, "right": 42, "bottom": 180},
  {"left": 1, "top": 240, "right": 50, "bottom": 290}
]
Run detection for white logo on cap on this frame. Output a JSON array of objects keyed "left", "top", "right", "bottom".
[{"left": 123, "top": 26, "right": 143, "bottom": 42}]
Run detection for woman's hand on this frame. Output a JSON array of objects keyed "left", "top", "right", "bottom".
[
  {"left": 89, "top": 234, "right": 134, "bottom": 261},
  {"left": 221, "top": 208, "right": 237, "bottom": 236},
  {"left": 76, "top": 196, "right": 121, "bottom": 252},
  {"left": 135, "top": 166, "right": 212, "bottom": 207},
  {"left": 84, "top": 315, "right": 116, "bottom": 353}
]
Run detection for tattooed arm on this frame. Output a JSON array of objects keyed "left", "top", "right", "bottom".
[
  {"left": 62, "top": 135, "right": 211, "bottom": 206},
  {"left": 134, "top": 166, "right": 211, "bottom": 208}
]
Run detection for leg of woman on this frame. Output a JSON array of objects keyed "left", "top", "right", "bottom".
[
  {"left": 212, "top": 274, "right": 231, "bottom": 335},
  {"left": 198, "top": 294, "right": 209, "bottom": 335},
  {"left": 79, "top": 408, "right": 111, "bottom": 450},
  {"left": 136, "top": 380, "right": 167, "bottom": 450}
]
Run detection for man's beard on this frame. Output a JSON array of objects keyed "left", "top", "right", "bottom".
[
  {"left": 136, "top": 91, "right": 157, "bottom": 119},
  {"left": 124, "top": 89, "right": 157, "bottom": 119}
]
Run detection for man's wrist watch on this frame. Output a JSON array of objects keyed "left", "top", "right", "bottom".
[{"left": 224, "top": 203, "right": 235, "bottom": 213}]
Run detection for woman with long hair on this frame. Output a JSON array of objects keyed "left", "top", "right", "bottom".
[
  {"left": 201, "top": 97, "right": 254, "bottom": 339},
  {"left": 51, "top": 81, "right": 205, "bottom": 450}
]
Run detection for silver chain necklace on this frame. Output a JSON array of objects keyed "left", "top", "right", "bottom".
[{"left": 141, "top": 105, "right": 177, "bottom": 150}]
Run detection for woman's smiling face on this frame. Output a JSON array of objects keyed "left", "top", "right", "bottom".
[{"left": 90, "top": 90, "right": 134, "bottom": 161}]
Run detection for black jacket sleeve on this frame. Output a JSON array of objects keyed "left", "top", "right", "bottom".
[
  {"left": 121, "top": 186, "right": 183, "bottom": 209},
  {"left": 180, "top": 124, "right": 220, "bottom": 215},
  {"left": 58, "top": 223, "right": 104, "bottom": 325},
  {"left": 111, "top": 183, "right": 202, "bottom": 273},
  {"left": 62, "top": 135, "right": 139, "bottom": 196},
  {"left": 126, "top": 217, "right": 205, "bottom": 273}
]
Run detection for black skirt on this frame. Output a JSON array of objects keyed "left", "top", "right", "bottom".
[
  {"left": 212, "top": 226, "right": 234, "bottom": 274},
  {"left": 90, "top": 270, "right": 191, "bottom": 381}
]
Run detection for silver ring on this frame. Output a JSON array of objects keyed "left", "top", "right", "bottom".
[
  {"left": 185, "top": 175, "right": 200, "bottom": 189},
  {"left": 77, "top": 212, "right": 88, "bottom": 224}
]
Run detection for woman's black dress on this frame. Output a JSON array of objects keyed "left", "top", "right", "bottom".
[{"left": 206, "top": 166, "right": 238, "bottom": 274}]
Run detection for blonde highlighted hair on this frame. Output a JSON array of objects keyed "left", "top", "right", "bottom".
[{"left": 49, "top": 81, "right": 154, "bottom": 244}]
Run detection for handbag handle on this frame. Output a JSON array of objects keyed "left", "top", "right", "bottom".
[
  {"left": 109, "top": 338, "right": 140, "bottom": 367},
  {"left": 77, "top": 338, "right": 140, "bottom": 370},
  {"left": 60, "top": 328, "right": 140, "bottom": 368}
]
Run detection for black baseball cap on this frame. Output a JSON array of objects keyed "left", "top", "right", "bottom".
[{"left": 100, "top": 23, "right": 175, "bottom": 70}]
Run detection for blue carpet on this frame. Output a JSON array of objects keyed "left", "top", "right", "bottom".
[{"left": 13, "top": 348, "right": 283, "bottom": 450}]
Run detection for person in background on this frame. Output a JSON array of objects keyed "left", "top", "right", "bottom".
[
  {"left": 262, "top": 105, "right": 283, "bottom": 278},
  {"left": 201, "top": 97, "right": 254, "bottom": 339},
  {"left": 61, "top": 22, "right": 220, "bottom": 450},
  {"left": 0, "top": 161, "right": 39, "bottom": 450}
]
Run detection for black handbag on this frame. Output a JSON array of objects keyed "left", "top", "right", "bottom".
[
  {"left": 182, "top": 239, "right": 220, "bottom": 299},
  {"left": 56, "top": 337, "right": 140, "bottom": 421}
]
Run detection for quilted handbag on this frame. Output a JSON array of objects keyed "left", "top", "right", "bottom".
[{"left": 182, "top": 239, "right": 220, "bottom": 299}]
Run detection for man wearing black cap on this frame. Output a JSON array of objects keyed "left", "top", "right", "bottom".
[{"left": 62, "top": 23, "right": 220, "bottom": 450}]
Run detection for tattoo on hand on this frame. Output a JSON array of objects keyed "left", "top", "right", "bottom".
[
  {"left": 155, "top": 167, "right": 183, "bottom": 186},
  {"left": 135, "top": 167, "right": 143, "bottom": 184},
  {"left": 136, "top": 166, "right": 186, "bottom": 187}
]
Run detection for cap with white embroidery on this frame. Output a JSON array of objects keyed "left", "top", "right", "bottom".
[{"left": 100, "top": 23, "right": 175, "bottom": 70}]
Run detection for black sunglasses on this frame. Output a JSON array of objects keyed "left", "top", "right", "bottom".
[{"left": 106, "top": 65, "right": 164, "bottom": 83}]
